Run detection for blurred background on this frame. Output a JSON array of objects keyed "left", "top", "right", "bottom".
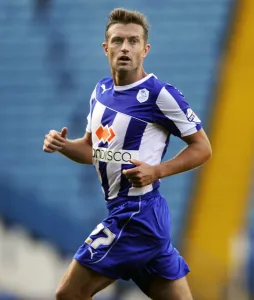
[{"left": 0, "top": 0, "right": 253, "bottom": 299}]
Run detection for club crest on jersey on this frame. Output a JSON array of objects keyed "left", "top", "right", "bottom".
[
  {"left": 186, "top": 108, "right": 201, "bottom": 123},
  {"left": 136, "top": 88, "right": 149, "bottom": 103},
  {"left": 95, "top": 125, "right": 115, "bottom": 143}
]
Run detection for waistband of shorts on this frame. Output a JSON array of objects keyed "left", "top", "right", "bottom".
[{"left": 106, "top": 189, "right": 160, "bottom": 210}]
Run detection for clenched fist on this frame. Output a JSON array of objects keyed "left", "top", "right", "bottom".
[
  {"left": 43, "top": 127, "right": 68, "bottom": 153},
  {"left": 122, "top": 159, "right": 160, "bottom": 187}
]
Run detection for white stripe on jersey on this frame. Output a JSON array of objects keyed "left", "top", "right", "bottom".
[
  {"left": 156, "top": 87, "right": 199, "bottom": 137},
  {"left": 107, "top": 113, "right": 132, "bottom": 200},
  {"left": 91, "top": 101, "right": 107, "bottom": 143},
  {"left": 86, "top": 86, "right": 97, "bottom": 133},
  {"left": 91, "top": 101, "right": 107, "bottom": 190},
  {"left": 128, "top": 123, "right": 168, "bottom": 196}
]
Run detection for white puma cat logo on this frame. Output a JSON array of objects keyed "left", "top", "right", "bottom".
[
  {"left": 88, "top": 247, "right": 97, "bottom": 259},
  {"left": 101, "top": 84, "right": 112, "bottom": 94}
]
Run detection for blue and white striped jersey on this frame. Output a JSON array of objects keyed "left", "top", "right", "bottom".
[{"left": 86, "top": 73, "right": 201, "bottom": 201}]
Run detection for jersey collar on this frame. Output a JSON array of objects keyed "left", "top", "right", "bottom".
[{"left": 114, "top": 73, "right": 155, "bottom": 91}]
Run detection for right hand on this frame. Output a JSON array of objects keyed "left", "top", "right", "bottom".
[{"left": 43, "top": 127, "right": 68, "bottom": 153}]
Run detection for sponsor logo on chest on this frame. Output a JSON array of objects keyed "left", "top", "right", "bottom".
[
  {"left": 95, "top": 125, "right": 116, "bottom": 143},
  {"left": 92, "top": 147, "right": 139, "bottom": 164}
]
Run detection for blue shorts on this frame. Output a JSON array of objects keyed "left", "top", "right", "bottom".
[{"left": 74, "top": 190, "right": 190, "bottom": 294}]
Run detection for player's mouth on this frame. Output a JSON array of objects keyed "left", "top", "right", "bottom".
[{"left": 118, "top": 55, "right": 131, "bottom": 62}]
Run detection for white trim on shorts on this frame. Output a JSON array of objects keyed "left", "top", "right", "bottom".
[{"left": 90, "top": 198, "right": 142, "bottom": 264}]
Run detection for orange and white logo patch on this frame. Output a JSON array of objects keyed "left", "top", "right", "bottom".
[{"left": 95, "top": 125, "right": 116, "bottom": 143}]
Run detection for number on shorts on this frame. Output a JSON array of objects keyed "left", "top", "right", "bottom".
[{"left": 89, "top": 223, "right": 116, "bottom": 249}]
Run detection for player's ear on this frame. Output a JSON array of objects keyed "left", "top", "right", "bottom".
[
  {"left": 102, "top": 42, "right": 108, "bottom": 56},
  {"left": 143, "top": 43, "right": 151, "bottom": 58}
]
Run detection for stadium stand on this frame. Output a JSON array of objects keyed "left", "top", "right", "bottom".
[{"left": 0, "top": 0, "right": 232, "bottom": 254}]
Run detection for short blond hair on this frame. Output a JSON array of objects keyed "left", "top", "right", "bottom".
[{"left": 105, "top": 8, "right": 149, "bottom": 43}]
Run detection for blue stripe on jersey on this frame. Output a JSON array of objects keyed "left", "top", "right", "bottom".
[
  {"left": 101, "top": 106, "right": 117, "bottom": 127},
  {"left": 90, "top": 98, "right": 96, "bottom": 119},
  {"left": 99, "top": 162, "right": 109, "bottom": 198},
  {"left": 98, "top": 108, "right": 118, "bottom": 199},
  {"left": 123, "top": 118, "right": 147, "bottom": 151},
  {"left": 196, "top": 123, "right": 202, "bottom": 131},
  {"left": 151, "top": 132, "right": 171, "bottom": 192},
  {"left": 154, "top": 105, "right": 181, "bottom": 137},
  {"left": 161, "top": 133, "right": 170, "bottom": 160},
  {"left": 153, "top": 180, "right": 160, "bottom": 190},
  {"left": 118, "top": 119, "right": 148, "bottom": 198}
]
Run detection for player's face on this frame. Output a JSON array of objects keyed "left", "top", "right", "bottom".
[{"left": 103, "top": 23, "right": 150, "bottom": 73}]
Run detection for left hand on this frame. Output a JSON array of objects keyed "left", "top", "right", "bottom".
[{"left": 122, "top": 159, "right": 160, "bottom": 188}]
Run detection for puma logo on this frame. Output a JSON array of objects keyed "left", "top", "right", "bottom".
[
  {"left": 101, "top": 84, "right": 112, "bottom": 94},
  {"left": 88, "top": 247, "right": 97, "bottom": 259}
]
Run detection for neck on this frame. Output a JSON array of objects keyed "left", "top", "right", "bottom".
[{"left": 112, "top": 68, "right": 147, "bottom": 86}]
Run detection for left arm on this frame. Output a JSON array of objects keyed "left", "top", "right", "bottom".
[
  {"left": 157, "top": 128, "right": 212, "bottom": 178},
  {"left": 123, "top": 84, "right": 212, "bottom": 187},
  {"left": 123, "top": 129, "right": 212, "bottom": 187}
]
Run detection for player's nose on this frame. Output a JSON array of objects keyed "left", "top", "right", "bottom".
[
  {"left": 121, "top": 48, "right": 129, "bottom": 55},
  {"left": 121, "top": 49, "right": 128, "bottom": 54},
  {"left": 120, "top": 40, "right": 130, "bottom": 53}
]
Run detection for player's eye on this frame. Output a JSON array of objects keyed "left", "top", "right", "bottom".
[
  {"left": 112, "top": 38, "right": 122, "bottom": 44},
  {"left": 130, "top": 39, "right": 138, "bottom": 44}
]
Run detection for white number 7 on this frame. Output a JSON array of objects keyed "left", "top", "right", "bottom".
[{"left": 90, "top": 223, "right": 116, "bottom": 249}]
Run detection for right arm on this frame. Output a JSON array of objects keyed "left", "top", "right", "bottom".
[
  {"left": 43, "top": 128, "right": 93, "bottom": 165},
  {"left": 44, "top": 86, "right": 96, "bottom": 164}
]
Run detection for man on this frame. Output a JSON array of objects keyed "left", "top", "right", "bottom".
[{"left": 43, "top": 8, "right": 212, "bottom": 300}]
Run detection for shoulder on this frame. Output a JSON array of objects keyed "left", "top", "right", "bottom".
[
  {"left": 152, "top": 76, "right": 182, "bottom": 95},
  {"left": 95, "top": 77, "right": 113, "bottom": 91},
  {"left": 150, "top": 76, "right": 185, "bottom": 103},
  {"left": 135, "top": 75, "right": 165, "bottom": 103},
  {"left": 97, "top": 77, "right": 113, "bottom": 85},
  {"left": 89, "top": 77, "right": 111, "bottom": 100}
]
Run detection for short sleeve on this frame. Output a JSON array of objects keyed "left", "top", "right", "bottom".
[
  {"left": 154, "top": 85, "right": 202, "bottom": 137},
  {"left": 86, "top": 86, "right": 97, "bottom": 133}
]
